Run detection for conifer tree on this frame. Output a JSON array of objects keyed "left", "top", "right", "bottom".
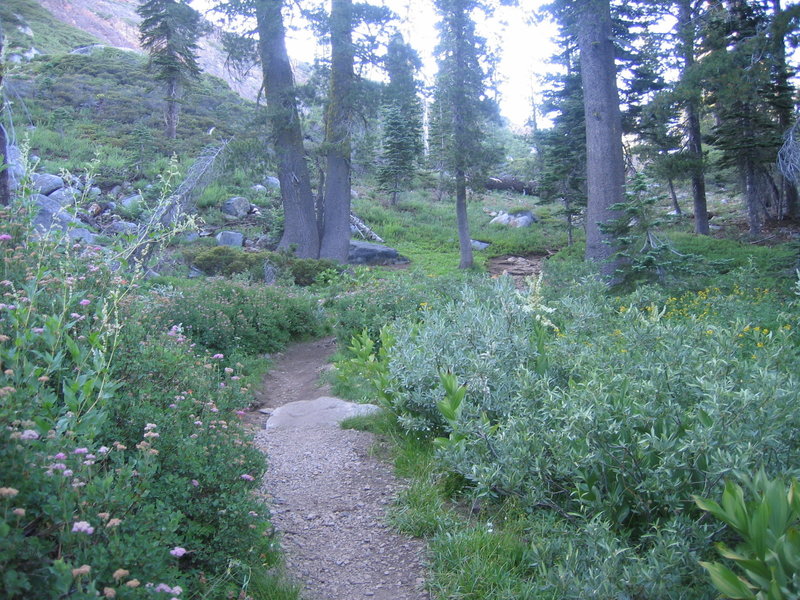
[
  {"left": 699, "top": 1, "right": 785, "bottom": 235},
  {"left": 377, "top": 34, "right": 423, "bottom": 205},
  {"left": 138, "top": 0, "right": 203, "bottom": 139},
  {"left": 433, "top": 0, "right": 498, "bottom": 269}
]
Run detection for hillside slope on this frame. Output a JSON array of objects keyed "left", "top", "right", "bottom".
[{"left": 3, "top": 0, "right": 262, "bottom": 101}]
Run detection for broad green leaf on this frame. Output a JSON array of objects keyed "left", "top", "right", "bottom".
[{"left": 700, "top": 562, "right": 756, "bottom": 599}]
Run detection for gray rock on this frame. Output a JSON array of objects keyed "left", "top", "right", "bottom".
[
  {"left": 253, "top": 235, "right": 272, "bottom": 249},
  {"left": 264, "top": 261, "right": 278, "bottom": 285},
  {"left": 106, "top": 221, "right": 139, "bottom": 236},
  {"left": 32, "top": 173, "right": 65, "bottom": 195},
  {"left": 216, "top": 231, "right": 244, "bottom": 247},
  {"left": 348, "top": 240, "right": 407, "bottom": 266},
  {"left": 87, "top": 186, "right": 102, "bottom": 199},
  {"left": 489, "top": 210, "right": 537, "bottom": 228},
  {"left": 7, "top": 146, "right": 26, "bottom": 191},
  {"left": 221, "top": 196, "right": 251, "bottom": 218},
  {"left": 32, "top": 195, "right": 95, "bottom": 244},
  {"left": 471, "top": 239, "right": 491, "bottom": 250},
  {"left": 119, "top": 194, "right": 143, "bottom": 211},
  {"left": 67, "top": 228, "right": 97, "bottom": 244},
  {"left": 264, "top": 176, "right": 281, "bottom": 190},
  {"left": 251, "top": 184, "right": 267, "bottom": 194},
  {"left": 266, "top": 397, "right": 382, "bottom": 429},
  {"left": 48, "top": 187, "right": 80, "bottom": 206},
  {"left": 183, "top": 232, "right": 200, "bottom": 243}
]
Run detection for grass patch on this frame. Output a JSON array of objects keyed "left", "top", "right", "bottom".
[{"left": 0, "top": 0, "right": 98, "bottom": 56}]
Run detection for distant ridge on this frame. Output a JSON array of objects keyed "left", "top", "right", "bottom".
[{"left": 35, "top": 0, "right": 263, "bottom": 101}]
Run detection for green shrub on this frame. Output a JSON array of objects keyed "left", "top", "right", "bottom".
[
  {"left": 696, "top": 473, "right": 800, "bottom": 600},
  {"left": 188, "top": 246, "right": 269, "bottom": 279},
  {"left": 344, "top": 270, "right": 799, "bottom": 597},
  {"left": 144, "top": 279, "right": 325, "bottom": 357},
  {"left": 185, "top": 245, "right": 341, "bottom": 286},
  {"left": 0, "top": 203, "right": 293, "bottom": 599}
]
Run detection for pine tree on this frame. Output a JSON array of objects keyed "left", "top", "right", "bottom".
[
  {"left": 377, "top": 34, "right": 423, "bottom": 205},
  {"left": 699, "top": 1, "right": 786, "bottom": 235},
  {"left": 433, "top": 0, "right": 499, "bottom": 269},
  {"left": 576, "top": 0, "right": 626, "bottom": 277},
  {"left": 137, "top": 0, "right": 203, "bottom": 139}
]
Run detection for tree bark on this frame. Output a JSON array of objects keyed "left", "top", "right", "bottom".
[
  {"left": 578, "top": 0, "right": 625, "bottom": 279},
  {"left": 677, "top": 0, "right": 709, "bottom": 234},
  {"left": 667, "top": 178, "right": 682, "bottom": 215},
  {"left": 255, "top": 0, "right": 319, "bottom": 258},
  {"left": 319, "top": 0, "right": 354, "bottom": 262},
  {"left": 0, "top": 20, "right": 9, "bottom": 207},
  {"left": 770, "top": 0, "right": 799, "bottom": 219},
  {"left": 165, "top": 76, "right": 180, "bottom": 140},
  {"left": 455, "top": 168, "right": 473, "bottom": 269},
  {"left": 743, "top": 159, "right": 763, "bottom": 235},
  {"left": 451, "top": 2, "right": 473, "bottom": 270}
]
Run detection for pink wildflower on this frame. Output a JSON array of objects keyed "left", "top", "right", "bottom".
[
  {"left": 240, "top": 474, "right": 254, "bottom": 481},
  {"left": 169, "top": 547, "right": 187, "bottom": 558},
  {"left": 0, "top": 234, "right": 12, "bottom": 241},
  {"left": 20, "top": 429, "right": 39, "bottom": 440},
  {"left": 71, "top": 521, "right": 94, "bottom": 534},
  {"left": 211, "top": 353, "right": 224, "bottom": 359}
]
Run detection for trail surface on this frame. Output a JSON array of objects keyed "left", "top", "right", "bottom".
[{"left": 249, "top": 338, "right": 429, "bottom": 600}]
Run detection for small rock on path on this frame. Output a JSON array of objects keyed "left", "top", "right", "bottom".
[{"left": 250, "top": 338, "right": 429, "bottom": 600}]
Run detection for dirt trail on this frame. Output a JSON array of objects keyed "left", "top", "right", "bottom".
[{"left": 248, "top": 338, "right": 429, "bottom": 600}]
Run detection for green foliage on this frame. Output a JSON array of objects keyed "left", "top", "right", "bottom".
[
  {"left": 323, "top": 269, "right": 469, "bottom": 344},
  {"left": 185, "top": 245, "right": 341, "bottom": 286},
  {"left": 376, "top": 34, "right": 424, "bottom": 204},
  {"left": 696, "top": 473, "right": 800, "bottom": 600},
  {"left": 145, "top": 278, "right": 325, "bottom": 357},
  {"left": 602, "top": 174, "right": 728, "bottom": 289},
  {"left": 342, "top": 266, "right": 799, "bottom": 597},
  {"left": 0, "top": 201, "right": 296, "bottom": 599},
  {"left": 138, "top": 0, "right": 203, "bottom": 85},
  {"left": 0, "top": 0, "right": 98, "bottom": 56},
  {"left": 7, "top": 48, "right": 253, "bottom": 186}
]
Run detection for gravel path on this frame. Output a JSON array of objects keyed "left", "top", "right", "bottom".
[{"left": 248, "top": 338, "right": 429, "bottom": 600}]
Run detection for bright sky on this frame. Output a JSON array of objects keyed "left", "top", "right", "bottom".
[{"left": 191, "top": 0, "right": 559, "bottom": 128}]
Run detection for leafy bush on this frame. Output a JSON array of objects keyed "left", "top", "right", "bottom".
[
  {"left": 0, "top": 202, "right": 293, "bottom": 598},
  {"left": 145, "top": 279, "right": 326, "bottom": 357},
  {"left": 344, "top": 270, "right": 799, "bottom": 597},
  {"left": 185, "top": 245, "right": 341, "bottom": 286},
  {"left": 696, "top": 473, "right": 800, "bottom": 600}
]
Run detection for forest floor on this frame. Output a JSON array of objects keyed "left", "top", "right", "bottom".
[{"left": 247, "top": 338, "right": 430, "bottom": 600}]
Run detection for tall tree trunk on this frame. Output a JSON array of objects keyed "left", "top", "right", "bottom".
[
  {"left": 451, "top": 2, "right": 472, "bottom": 270},
  {"left": 743, "top": 159, "right": 763, "bottom": 235},
  {"left": 770, "top": 0, "right": 798, "bottom": 219},
  {"left": 455, "top": 168, "right": 473, "bottom": 269},
  {"left": 667, "top": 178, "right": 682, "bottom": 215},
  {"left": 0, "top": 21, "right": 9, "bottom": 207},
  {"left": 578, "top": 0, "right": 625, "bottom": 279},
  {"left": 319, "top": 0, "right": 354, "bottom": 263},
  {"left": 165, "top": 76, "right": 180, "bottom": 140},
  {"left": 255, "top": 0, "right": 319, "bottom": 258},
  {"left": 677, "top": 0, "right": 709, "bottom": 234}
]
